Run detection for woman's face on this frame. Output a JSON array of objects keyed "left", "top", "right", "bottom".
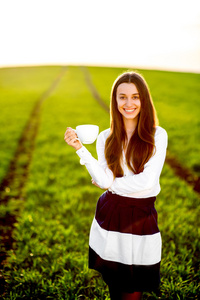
[{"left": 116, "top": 82, "right": 141, "bottom": 122}]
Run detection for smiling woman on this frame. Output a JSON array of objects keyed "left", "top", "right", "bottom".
[
  {"left": 105, "top": 72, "right": 159, "bottom": 177},
  {"left": 64, "top": 71, "right": 168, "bottom": 300}
]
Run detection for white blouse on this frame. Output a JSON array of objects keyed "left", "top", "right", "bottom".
[{"left": 76, "top": 126, "right": 168, "bottom": 198}]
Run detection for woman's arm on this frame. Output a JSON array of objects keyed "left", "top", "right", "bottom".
[
  {"left": 109, "top": 127, "right": 168, "bottom": 194},
  {"left": 76, "top": 130, "right": 114, "bottom": 189}
]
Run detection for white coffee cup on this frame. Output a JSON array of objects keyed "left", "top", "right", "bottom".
[{"left": 75, "top": 125, "right": 99, "bottom": 144}]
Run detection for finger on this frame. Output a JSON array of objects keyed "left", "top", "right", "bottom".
[
  {"left": 65, "top": 136, "right": 79, "bottom": 146},
  {"left": 64, "top": 134, "right": 73, "bottom": 143},
  {"left": 64, "top": 127, "right": 73, "bottom": 136},
  {"left": 64, "top": 131, "right": 77, "bottom": 140},
  {"left": 91, "top": 179, "right": 97, "bottom": 186},
  {"left": 65, "top": 136, "right": 75, "bottom": 144},
  {"left": 66, "top": 127, "right": 76, "bottom": 134},
  {"left": 65, "top": 128, "right": 77, "bottom": 139},
  {"left": 66, "top": 127, "right": 73, "bottom": 132},
  {"left": 64, "top": 131, "right": 71, "bottom": 139},
  {"left": 64, "top": 133, "right": 71, "bottom": 140}
]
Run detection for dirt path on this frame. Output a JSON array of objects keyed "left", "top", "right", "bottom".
[
  {"left": 81, "top": 66, "right": 200, "bottom": 194},
  {"left": 0, "top": 67, "right": 67, "bottom": 278}
]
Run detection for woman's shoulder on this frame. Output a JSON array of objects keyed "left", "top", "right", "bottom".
[
  {"left": 97, "top": 128, "right": 110, "bottom": 145},
  {"left": 155, "top": 126, "right": 167, "bottom": 136},
  {"left": 98, "top": 128, "right": 110, "bottom": 139},
  {"left": 155, "top": 126, "right": 168, "bottom": 145}
]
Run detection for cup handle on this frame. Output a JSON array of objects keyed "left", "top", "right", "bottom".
[{"left": 73, "top": 129, "right": 81, "bottom": 142}]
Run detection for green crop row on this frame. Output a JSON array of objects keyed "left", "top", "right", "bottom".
[
  {"left": 0, "top": 66, "right": 62, "bottom": 182},
  {"left": 0, "top": 66, "right": 200, "bottom": 299},
  {"left": 1, "top": 66, "right": 110, "bottom": 299}
]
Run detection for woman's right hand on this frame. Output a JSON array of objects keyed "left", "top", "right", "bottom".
[{"left": 64, "top": 127, "right": 83, "bottom": 151}]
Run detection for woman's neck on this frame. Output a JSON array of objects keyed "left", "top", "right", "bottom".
[
  {"left": 123, "top": 118, "right": 138, "bottom": 153},
  {"left": 124, "top": 118, "right": 138, "bottom": 140}
]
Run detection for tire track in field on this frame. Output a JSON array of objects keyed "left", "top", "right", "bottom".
[
  {"left": 81, "top": 66, "right": 200, "bottom": 195},
  {"left": 80, "top": 66, "right": 110, "bottom": 113},
  {"left": 0, "top": 67, "right": 67, "bottom": 276}
]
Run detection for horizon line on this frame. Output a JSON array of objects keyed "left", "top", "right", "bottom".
[{"left": 0, "top": 62, "right": 199, "bottom": 74}]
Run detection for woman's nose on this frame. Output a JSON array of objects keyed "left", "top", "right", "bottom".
[{"left": 126, "top": 97, "right": 133, "bottom": 106}]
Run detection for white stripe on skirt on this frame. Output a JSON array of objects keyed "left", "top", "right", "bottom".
[{"left": 89, "top": 218, "right": 162, "bottom": 266}]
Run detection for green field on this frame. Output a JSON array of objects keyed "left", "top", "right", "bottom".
[{"left": 0, "top": 66, "right": 199, "bottom": 299}]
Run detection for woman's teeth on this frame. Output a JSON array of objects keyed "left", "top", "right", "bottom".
[{"left": 124, "top": 109, "right": 136, "bottom": 112}]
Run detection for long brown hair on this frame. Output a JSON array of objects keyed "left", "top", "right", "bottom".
[{"left": 105, "top": 71, "right": 158, "bottom": 177}]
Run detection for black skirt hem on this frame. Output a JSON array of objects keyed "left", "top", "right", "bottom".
[{"left": 89, "top": 247, "right": 160, "bottom": 293}]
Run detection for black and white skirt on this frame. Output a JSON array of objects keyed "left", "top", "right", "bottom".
[{"left": 89, "top": 190, "right": 161, "bottom": 293}]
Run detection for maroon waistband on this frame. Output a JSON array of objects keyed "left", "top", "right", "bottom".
[{"left": 106, "top": 190, "right": 156, "bottom": 208}]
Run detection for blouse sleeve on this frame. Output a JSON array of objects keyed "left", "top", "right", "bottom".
[
  {"left": 76, "top": 130, "right": 114, "bottom": 189},
  {"left": 109, "top": 127, "right": 168, "bottom": 195}
]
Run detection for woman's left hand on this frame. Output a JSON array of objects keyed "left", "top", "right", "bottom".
[{"left": 91, "top": 179, "right": 106, "bottom": 190}]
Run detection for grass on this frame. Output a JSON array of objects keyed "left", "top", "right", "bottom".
[{"left": 0, "top": 66, "right": 199, "bottom": 299}]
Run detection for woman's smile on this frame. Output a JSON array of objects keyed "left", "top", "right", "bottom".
[{"left": 124, "top": 108, "right": 136, "bottom": 113}]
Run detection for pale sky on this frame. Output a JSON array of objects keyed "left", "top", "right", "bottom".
[{"left": 1, "top": 0, "right": 200, "bottom": 72}]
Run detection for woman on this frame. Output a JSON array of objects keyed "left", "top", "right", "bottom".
[{"left": 64, "top": 71, "right": 168, "bottom": 300}]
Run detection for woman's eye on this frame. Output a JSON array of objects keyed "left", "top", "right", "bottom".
[{"left": 133, "top": 96, "right": 139, "bottom": 100}]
